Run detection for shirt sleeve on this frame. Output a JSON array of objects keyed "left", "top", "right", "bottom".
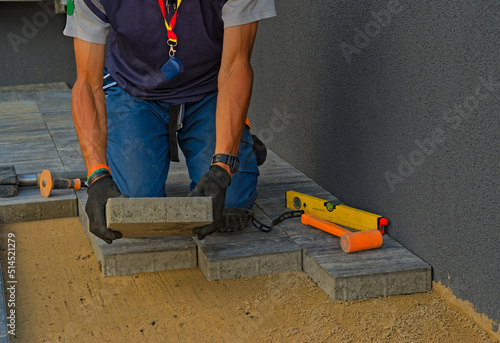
[
  {"left": 222, "top": 0, "right": 276, "bottom": 28},
  {"left": 63, "top": 0, "right": 110, "bottom": 44}
]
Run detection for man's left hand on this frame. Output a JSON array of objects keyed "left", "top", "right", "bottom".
[{"left": 188, "top": 165, "right": 231, "bottom": 240}]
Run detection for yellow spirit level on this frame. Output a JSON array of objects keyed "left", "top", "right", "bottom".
[{"left": 286, "top": 191, "right": 388, "bottom": 234}]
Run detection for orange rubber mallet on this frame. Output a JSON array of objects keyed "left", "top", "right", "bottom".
[{"left": 301, "top": 213, "right": 383, "bottom": 253}]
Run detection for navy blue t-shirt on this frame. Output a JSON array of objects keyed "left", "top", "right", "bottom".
[{"left": 64, "top": 0, "right": 276, "bottom": 104}]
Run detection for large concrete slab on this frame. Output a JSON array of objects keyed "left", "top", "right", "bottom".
[
  {"left": 0, "top": 101, "right": 39, "bottom": 116},
  {"left": 301, "top": 233, "right": 432, "bottom": 300},
  {"left": 0, "top": 187, "right": 77, "bottom": 224},
  {"left": 78, "top": 192, "right": 198, "bottom": 277},
  {"left": 106, "top": 197, "right": 213, "bottom": 238},
  {"left": 196, "top": 206, "right": 302, "bottom": 281}
]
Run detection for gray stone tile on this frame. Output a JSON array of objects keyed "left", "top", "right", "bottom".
[
  {"left": 0, "top": 187, "right": 77, "bottom": 224},
  {"left": 0, "top": 160, "right": 66, "bottom": 175},
  {"left": 35, "top": 90, "right": 72, "bottom": 112},
  {"left": 61, "top": 160, "right": 86, "bottom": 173},
  {"left": 0, "top": 101, "right": 39, "bottom": 115},
  {"left": 106, "top": 197, "right": 213, "bottom": 238},
  {"left": 0, "top": 140, "right": 60, "bottom": 164},
  {"left": 301, "top": 234, "right": 431, "bottom": 300},
  {"left": 197, "top": 235, "right": 302, "bottom": 281},
  {"left": 0, "top": 82, "right": 68, "bottom": 93},
  {"left": 195, "top": 206, "right": 302, "bottom": 281},
  {"left": 77, "top": 192, "right": 198, "bottom": 277},
  {"left": 0, "top": 92, "right": 18, "bottom": 101},
  {"left": 0, "top": 111, "right": 49, "bottom": 143},
  {"left": 49, "top": 130, "right": 79, "bottom": 147},
  {"left": 57, "top": 147, "right": 83, "bottom": 165},
  {"left": 15, "top": 88, "right": 70, "bottom": 104},
  {"left": 41, "top": 110, "right": 75, "bottom": 131}
]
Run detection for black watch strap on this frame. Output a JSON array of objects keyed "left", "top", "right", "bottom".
[{"left": 212, "top": 154, "right": 240, "bottom": 174}]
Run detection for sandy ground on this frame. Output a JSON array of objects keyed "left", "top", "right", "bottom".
[{"left": 0, "top": 218, "right": 497, "bottom": 343}]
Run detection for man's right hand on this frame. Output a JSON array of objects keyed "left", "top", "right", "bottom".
[{"left": 85, "top": 174, "right": 126, "bottom": 244}]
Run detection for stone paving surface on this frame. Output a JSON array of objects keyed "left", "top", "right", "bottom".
[{"left": 0, "top": 84, "right": 432, "bottom": 301}]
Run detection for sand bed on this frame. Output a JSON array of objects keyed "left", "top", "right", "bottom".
[{"left": 0, "top": 218, "right": 497, "bottom": 342}]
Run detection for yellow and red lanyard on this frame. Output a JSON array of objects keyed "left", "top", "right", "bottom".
[{"left": 158, "top": 0, "right": 182, "bottom": 56}]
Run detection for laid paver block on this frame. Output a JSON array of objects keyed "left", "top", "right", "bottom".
[
  {"left": 106, "top": 197, "right": 213, "bottom": 238},
  {"left": 301, "top": 233, "right": 431, "bottom": 301},
  {"left": 0, "top": 82, "right": 68, "bottom": 93},
  {"left": 196, "top": 207, "right": 302, "bottom": 281},
  {"left": 198, "top": 246, "right": 302, "bottom": 281},
  {"left": 0, "top": 93, "right": 17, "bottom": 102},
  {"left": 78, "top": 193, "right": 198, "bottom": 276},
  {"left": 0, "top": 160, "right": 66, "bottom": 175},
  {"left": 0, "top": 100, "right": 39, "bottom": 116},
  {"left": 0, "top": 187, "right": 77, "bottom": 224}
]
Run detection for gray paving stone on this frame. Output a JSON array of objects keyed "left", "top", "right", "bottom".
[
  {"left": 35, "top": 91, "right": 72, "bottom": 112},
  {"left": 196, "top": 206, "right": 302, "bottom": 281},
  {"left": 0, "top": 160, "right": 66, "bottom": 175},
  {"left": 0, "top": 100, "right": 39, "bottom": 115},
  {"left": 57, "top": 149, "right": 84, "bottom": 167},
  {"left": 0, "top": 140, "right": 61, "bottom": 164},
  {"left": 0, "top": 82, "right": 68, "bottom": 93},
  {"left": 0, "top": 187, "right": 77, "bottom": 224},
  {"left": 40, "top": 110, "right": 75, "bottom": 131},
  {"left": 0, "top": 92, "right": 17, "bottom": 101},
  {"left": 77, "top": 192, "right": 198, "bottom": 277},
  {"left": 106, "top": 197, "right": 213, "bottom": 238},
  {"left": 300, "top": 233, "right": 431, "bottom": 300},
  {"left": 60, "top": 159, "right": 86, "bottom": 173},
  {"left": 49, "top": 130, "right": 80, "bottom": 148},
  {"left": 0, "top": 130, "right": 49, "bottom": 144},
  {"left": 16, "top": 90, "right": 72, "bottom": 112},
  {"left": 0, "top": 114, "right": 47, "bottom": 139}
]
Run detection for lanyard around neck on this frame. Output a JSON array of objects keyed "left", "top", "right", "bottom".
[{"left": 158, "top": 0, "right": 182, "bottom": 43}]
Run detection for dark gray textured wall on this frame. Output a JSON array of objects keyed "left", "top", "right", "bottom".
[
  {"left": 250, "top": 0, "right": 499, "bottom": 324},
  {"left": 0, "top": 2, "right": 76, "bottom": 87}
]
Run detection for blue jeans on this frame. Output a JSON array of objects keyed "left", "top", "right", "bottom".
[{"left": 104, "top": 83, "right": 259, "bottom": 209}]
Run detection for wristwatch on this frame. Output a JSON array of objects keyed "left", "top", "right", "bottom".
[{"left": 212, "top": 154, "right": 240, "bottom": 174}]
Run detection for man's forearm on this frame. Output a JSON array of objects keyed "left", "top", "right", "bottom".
[
  {"left": 72, "top": 38, "right": 107, "bottom": 173},
  {"left": 214, "top": 22, "right": 258, "bottom": 175},
  {"left": 72, "top": 80, "right": 108, "bottom": 172},
  {"left": 215, "top": 59, "right": 253, "bottom": 158}
]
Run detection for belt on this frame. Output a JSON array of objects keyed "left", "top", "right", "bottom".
[{"left": 168, "top": 103, "right": 185, "bottom": 162}]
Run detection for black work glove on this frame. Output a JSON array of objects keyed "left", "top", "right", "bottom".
[
  {"left": 85, "top": 174, "right": 127, "bottom": 244},
  {"left": 219, "top": 208, "right": 252, "bottom": 232},
  {"left": 188, "top": 165, "right": 231, "bottom": 240}
]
